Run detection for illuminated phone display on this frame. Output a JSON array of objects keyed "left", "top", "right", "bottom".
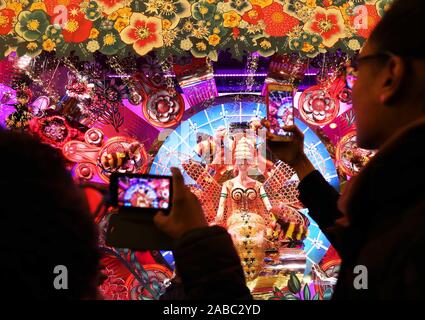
[
  {"left": 113, "top": 174, "right": 172, "bottom": 210},
  {"left": 266, "top": 83, "right": 295, "bottom": 137}
]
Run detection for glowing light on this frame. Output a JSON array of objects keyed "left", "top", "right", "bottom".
[
  {"left": 329, "top": 123, "right": 337, "bottom": 129},
  {"left": 17, "top": 55, "right": 32, "bottom": 70}
]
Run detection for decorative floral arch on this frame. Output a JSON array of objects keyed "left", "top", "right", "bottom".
[{"left": 0, "top": 0, "right": 393, "bottom": 61}]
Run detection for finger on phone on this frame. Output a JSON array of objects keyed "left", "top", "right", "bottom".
[
  {"left": 153, "top": 211, "right": 168, "bottom": 228},
  {"left": 170, "top": 167, "right": 186, "bottom": 200},
  {"left": 282, "top": 125, "right": 303, "bottom": 136}
]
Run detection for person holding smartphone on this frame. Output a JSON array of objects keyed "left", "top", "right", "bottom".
[{"left": 266, "top": 0, "right": 425, "bottom": 300}]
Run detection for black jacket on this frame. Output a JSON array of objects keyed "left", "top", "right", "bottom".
[
  {"left": 173, "top": 226, "right": 252, "bottom": 300},
  {"left": 299, "top": 121, "right": 425, "bottom": 299}
]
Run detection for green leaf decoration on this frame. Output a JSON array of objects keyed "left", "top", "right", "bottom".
[
  {"left": 288, "top": 272, "right": 301, "bottom": 294},
  {"left": 303, "top": 284, "right": 311, "bottom": 300}
]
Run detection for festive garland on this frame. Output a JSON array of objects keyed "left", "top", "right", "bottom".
[{"left": 0, "top": 0, "right": 393, "bottom": 61}]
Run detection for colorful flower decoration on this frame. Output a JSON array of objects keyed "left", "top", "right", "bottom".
[
  {"left": 298, "top": 85, "right": 340, "bottom": 127},
  {"left": 63, "top": 128, "right": 148, "bottom": 183},
  {"left": 0, "top": 0, "right": 392, "bottom": 60},
  {"left": 15, "top": 9, "right": 49, "bottom": 41},
  {"left": 95, "top": 0, "right": 130, "bottom": 15},
  {"left": 142, "top": 90, "right": 185, "bottom": 128},
  {"left": 141, "top": 0, "right": 191, "bottom": 28},
  {"left": 289, "top": 32, "right": 325, "bottom": 58},
  {"left": 242, "top": 5, "right": 263, "bottom": 24},
  {"left": 29, "top": 115, "right": 81, "bottom": 148},
  {"left": 120, "top": 13, "right": 163, "bottom": 56},
  {"left": 62, "top": 5, "right": 93, "bottom": 43},
  {"left": 249, "top": 0, "right": 273, "bottom": 8},
  {"left": 66, "top": 77, "right": 94, "bottom": 99},
  {"left": 304, "top": 7, "right": 346, "bottom": 47},
  {"left": 0, "top": 8, "right": 15, "bottom": 35},
  {"left": 262, "top": 2, "right": 299, "bottom": 37}
]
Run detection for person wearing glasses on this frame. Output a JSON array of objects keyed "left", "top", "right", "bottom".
[
  {"left": 267, "top": 0, "right": 425, "bottom": 299},
  {"left": 155, "top": 0, "right": 425, "bottom": 300}
]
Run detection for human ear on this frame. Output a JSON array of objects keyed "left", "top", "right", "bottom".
[{"left": 380, "top": 56, "right": 406, "bottom": 105}]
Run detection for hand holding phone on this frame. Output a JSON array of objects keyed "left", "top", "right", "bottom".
[
  {"left": 266, "top": 83, "right": 295, "bottom": 139},
  {"left": 154, "top": 167, "right": 208, "bottom": 240},
  {"left": 106, "top": 169, "right": 208, "bottom": 250},
  {"left": 106, "top": 173, "right": 174, "bottom": 250}
]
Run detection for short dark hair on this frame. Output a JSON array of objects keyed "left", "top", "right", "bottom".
[
  {"left": 0, "top": 130, "right": 100, "bottom": 299},
  {"left": 369, "top": 0, "right": 425, "bottom": 58}
]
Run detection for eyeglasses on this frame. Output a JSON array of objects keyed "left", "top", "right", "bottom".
[
  {"left": 349, "top": 51, "right": 394, "bottom": 72},
  {"left": 345, "top": 51, "right": 395, "bottom": 88}
]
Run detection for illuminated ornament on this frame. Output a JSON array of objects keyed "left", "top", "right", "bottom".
[
  {"left": 63, "top": 128, "right": 148, "bottom": 183},
  {"left": 29, "top": 96, "right": 50, "bottom": 117},
  {"left": 142, "top": 89, "right": 185, "bottom": 128},
  {"left": 66, "top": 77, "right": 94, "bottom": 100},
  {"left": 337, "top": 87, "right": 352, "bottom": 104},
  {"left": 298, "top": 85, "right": 340, "bottom": 127},
  {"left": 127, "top": 91, "right": 143, "bottom": 106},
  {"left": 336, "top": 130, "right": 376, "bottom": 177},
  {"left": 29, "top": 115, "right": 81, "bottom": 148}
]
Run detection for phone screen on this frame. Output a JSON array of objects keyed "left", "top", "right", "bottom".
[
  {"left": 266, "top": 84, "right": 295, "bottom": 137},
  {"left": 116, "top": 175, "right": 171, "bottom": 210}
]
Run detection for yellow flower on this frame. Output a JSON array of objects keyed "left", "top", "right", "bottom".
[
  {"left": 117, "top": 7, "right": 132, "bottom": 19},
  {"left": 162, "top": 19, "right": 171, "bottom": 29},
  {"left": 108, "top": 11, "right": 119, "bottom": 21},
  {"left": 114, "top": 17, "right": 129, "bottom": 32},
  {"left": 249, "top": 0, "right": 273, "bottom": 8},
  {"left": 30, "top": 2, "right": 46, "bottom": 12},
  {"left": 199, "top": 5, "right": 209, "bottom": 15},
  {"left": 301, "top": 42, "right": 314, "bottom": 52},
  {"left": 183, "top": 21, "right": 193, "bottom": 31},
  {"left": 213, "top": 27, "right": 220, "bottom": 34},
  {"left": 89, "top": 28, "right": 99, "bottom": 39},
  {"left": 42, "top": 39, "right": 56, "bottom": 52},
  {"left": 26, "top": 41, "right": 38, "bottom": 50},
  {"left": 208, "top": 34, "right": 220, "bottom": 46},
  {"left": 223, "top": 11, "right": 241, "bottom": 28},
  {"left": 260, "top": 39, "right": 271, "bottom": 49},
  {"left": 103, "top": 33, "right": 116, "bottom": 45},
  {"left": 86, "top": 40, "right": 100, "bottom": 52},
  {"left": 196, "top": 42, "right": 207, "bottom": 51},
  {"left": 180, "top": 38, "right": 193, "bottom": 50},
  {"left": 6, "top": 2, "right": 23, "bottom": 15},
  {"left": 306, "top": 0, "right": 316, "bottom": 7}
]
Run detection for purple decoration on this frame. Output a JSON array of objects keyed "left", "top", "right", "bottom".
[{"left": 0, "top": 84, "right": 17, "bottom": 128}]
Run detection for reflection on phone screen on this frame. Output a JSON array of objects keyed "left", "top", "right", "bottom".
[
  {"left": 267, "top": 86, "right": 295, "bottom": 137},
  {"left": 117, "top": 177, "right": 170, "bottom": 209}
]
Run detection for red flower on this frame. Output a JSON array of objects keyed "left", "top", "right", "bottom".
[
  {"left": 61, "top": 5, "right": 93, "bottom": 43},
  {"left": 262, "top": 2, "right": 300, "bottom": 37},
  {"left": 232, "top": 27, "right": 240, "bottom": 39},
  {"left": 304, "top": 7, "right": 346, "bottom": 47},
  {"left": 0, "top": 9, "right": 15, "bottom": 35},
  {"left": 242, "top": 5, "right": 263, "bottom": 25},
  {"left": 44, "top": 0, "right": 82, "bottom": 17}
]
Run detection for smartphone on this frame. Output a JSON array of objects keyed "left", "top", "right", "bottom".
[
  {"left": 106, "top": 173, "right": 174, "bottom": 250},
  {"left": 110, "top": 173, "right": 172, "bottom": 213},
  {"left": 266, "top": 83, "right": 295, "bottom": 138}
]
